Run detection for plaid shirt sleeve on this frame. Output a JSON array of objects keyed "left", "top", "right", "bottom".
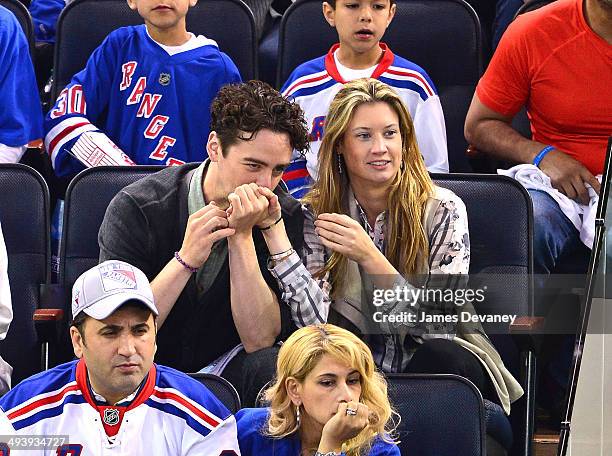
[{"left": 268, "top": 206, "right": 331, "bottom": 327}]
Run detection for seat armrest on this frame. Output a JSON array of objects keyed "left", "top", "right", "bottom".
[
  {"left": 510, "top": 316, "right": 545, "bottom": 333},
  {"left": 33, "top": 309, "right": 64, "bottom": 321},
  {"left": 34, "top": 309, "right": 65, "bottom": 344},
  {"left": 35, "top": 284, "right": 69, "bottom": 345}
]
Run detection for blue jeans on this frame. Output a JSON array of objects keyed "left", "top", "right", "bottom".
[
  {"left": 530, "top": 190, "right": 589, "bottom": 409},
  {"left": 529, "top": 189, "right": 590, "bottom": 275}
]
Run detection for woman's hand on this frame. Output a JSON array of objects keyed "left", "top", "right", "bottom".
[
  {"left": 314, "top": 213, "right": 379, "bottom": 264},
  {"left": 318, "top": 401, "right": 370, "bottom": 452}
]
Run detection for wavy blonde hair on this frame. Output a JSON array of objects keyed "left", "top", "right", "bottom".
[
  {"left": 265, "top": 324, "right": 399, "bottom": 456},
  {"left": 303, "top": 78, "right": 434, "bottom": 289}
]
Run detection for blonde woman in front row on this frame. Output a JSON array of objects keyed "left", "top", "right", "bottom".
[{"left": 236, "top": 324, "right": 400, "bottom": 456}]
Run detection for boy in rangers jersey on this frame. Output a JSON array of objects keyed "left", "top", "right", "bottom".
[
  {"left": 45, "top": 0, "right": 241, "bottom": 177},
  {"left": 281, "top": 0, "right": 449, "bottom": 197},
  {"left": 0, "top": 261, "right": 241, "bottom": 455}
]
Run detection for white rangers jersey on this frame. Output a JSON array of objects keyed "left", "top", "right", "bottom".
[
  {"left": 281, "top": 43, "right": 449, "bottom": 197},
  {"left": 0, "top": 360, "right": 241, "bottom": 455}
]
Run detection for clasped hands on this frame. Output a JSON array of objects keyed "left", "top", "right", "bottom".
[
  {"left": 225, "top": 183, "right": 280, "bottom": 232},
  {"left": 178, "top": 183, "right": 280, "bottom": 268}
]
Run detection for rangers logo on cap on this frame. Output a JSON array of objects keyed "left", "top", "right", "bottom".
[
  {"left": 71, "top": 260, "right": 159, "bottom": 320},
  {"left": 100, "top": 263, "right": 137, "bottom": 291}
]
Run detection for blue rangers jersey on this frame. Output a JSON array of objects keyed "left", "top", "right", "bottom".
[
  {"left": 45, "top": 25, "right": 241, "bottom": 177},
  {"left": 281, "top": 43, "right": 448, "bottom": 198},
  {"left": 0, "top": 360, "right": 241, "bottom": 455},
  {"left": 0, "top": 6, "right": 42, "bottom": 158}
]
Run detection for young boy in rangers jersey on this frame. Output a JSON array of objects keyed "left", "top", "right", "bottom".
[
  {"left": 281, "top": 0, "right": 448, "bottom": 197},
  {"left": 45, "top": 0, "right": 241, "bottom": 177},
  {"left": 0, "top": 261, "right": 241, "bottom": 455}
]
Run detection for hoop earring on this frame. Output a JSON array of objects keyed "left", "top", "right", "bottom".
[
  {"left": 295, "top": 404, "right": 301, "bottom": 428},
  {"left": 337, "top": 154, "right": 343, "bottom": 175}
]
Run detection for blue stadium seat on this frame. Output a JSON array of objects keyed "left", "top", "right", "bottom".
[
  {"left": 0, "top": 164, "right": 50, "bottom": 385},
  {"left": 59, "top": 166, "right": 163, "bottom": 293},
  {"left": 188, "top": 373, "right": 241, "bottom": 414},
  {"left": 433, "top": 173, "right": 535, "bottom": 456},
  {"left": 387, "top": 373, "right": 486, "bottom": 456}
]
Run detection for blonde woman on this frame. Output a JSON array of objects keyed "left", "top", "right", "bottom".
[
  {"left": 301, "top": 78, "right": 522, "bottom": 414},
  {"left": 236, "top": 324, "right": 399, "bottom": 456}
]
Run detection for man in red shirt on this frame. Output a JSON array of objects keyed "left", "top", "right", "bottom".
[
  {"left": 465, "top": 0, "right": 611, "bottom": 274},
  {"left": 465, "top": 0, "right": 612, "bottom": 423}
]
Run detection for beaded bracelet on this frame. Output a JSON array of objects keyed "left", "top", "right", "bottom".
[{"left": 174, "top": 251, "right": 198, "bottom": 274}]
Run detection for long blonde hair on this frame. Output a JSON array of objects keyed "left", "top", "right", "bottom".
[
  {"left": 265, "top": 324, "right": 399, "bottom": 456},
  {"left": 304, "top": 78, "right": 434, "bottom": 290}
]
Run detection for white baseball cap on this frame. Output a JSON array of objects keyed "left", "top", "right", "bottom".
[{"left": 72, "top": 260, "right": 158, "bottom": 320}]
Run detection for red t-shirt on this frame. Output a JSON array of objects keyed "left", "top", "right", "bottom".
[{"left": 476, "top": 0, "right": 612, "bottom": 175}]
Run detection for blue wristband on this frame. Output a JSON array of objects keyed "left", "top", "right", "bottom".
[{"left": 533, "top": 145, "right": 555, "bottom": 167}]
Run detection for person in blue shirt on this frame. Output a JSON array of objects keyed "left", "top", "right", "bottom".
[
  {"left": 0, "top": 6, "right": 43, "bottom": 163},
  {"left": 29, "top": 0, "right": 65, "bottom": 44},
  {"left": 236, "top": 324, "right": 400, "bottom": 456}
]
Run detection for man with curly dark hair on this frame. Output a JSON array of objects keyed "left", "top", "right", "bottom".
[{"left": 98, "top": 81, "right": 321, "bottom": 407}]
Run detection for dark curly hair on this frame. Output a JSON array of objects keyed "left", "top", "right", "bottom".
[{"left": 210, "top": 80, "right": 309, "bottom": 156}]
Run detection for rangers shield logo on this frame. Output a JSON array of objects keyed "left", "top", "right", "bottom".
[
  {"left": 100, "top": 263, "right": 137, "bottom": 291},
  {"left": 103, "top": 408, "right": 120, "bottom": 426},
  {"left": 158, "top": 73, "right": 171, "bottom": 86}
]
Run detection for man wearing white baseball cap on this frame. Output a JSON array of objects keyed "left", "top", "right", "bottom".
[{"left": 0, "top": 260, "right": 241, "bottom": 455}]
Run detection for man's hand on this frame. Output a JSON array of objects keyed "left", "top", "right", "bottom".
[
  {"left": 318, "top": 401, "right": 370, "bottom": 453},
  {"left": 256, "top": 186, "right": 282, "bottom": 229},
  {"left": 539, "top": 149, "right": 601, "bottom": 204},
  {"left": 315, "top": 213, "right": 381, "bottom": 265},
  {"left": 178, "top": 202, "right": 235, "bottom": 268},
  {"left": 227, "top": 183, "right": 270, "bottom": 233}
]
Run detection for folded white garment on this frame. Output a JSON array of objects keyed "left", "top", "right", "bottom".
[{"left": 498, "top": 164, "right": 600, "bottom": 248}]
